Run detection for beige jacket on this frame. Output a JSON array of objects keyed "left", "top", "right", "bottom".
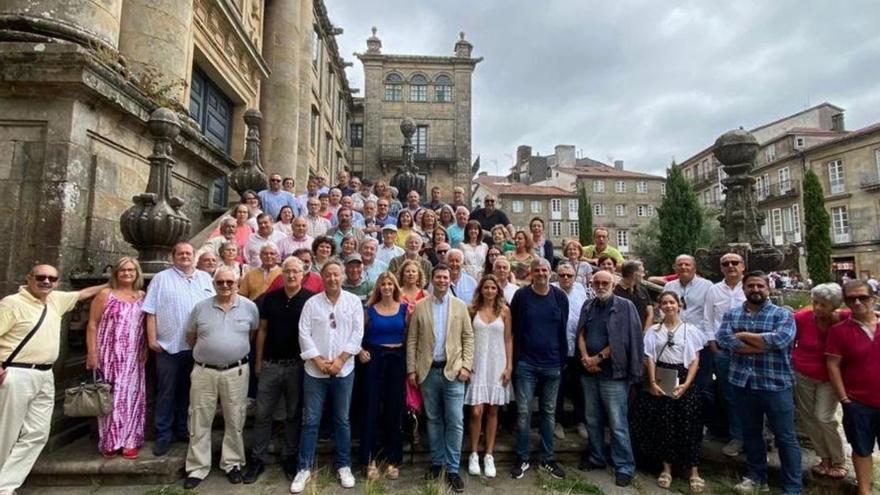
[{"left": 406, "top": 294, "right": 474, "bottom": 383}]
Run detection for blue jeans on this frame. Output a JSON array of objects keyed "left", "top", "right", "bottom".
[
  {"left": 514, "top": 361, "right": 561, "bottom": 462},
  {"left": 581, "top": 375, "right": 635, "bottom": 476},
  {"left": 154, "top": 350, "right": 193, "bottom": 441},
  {"left": 714, "top": 351, "right": 742, "bottom": 441},
  {"left": 736, "top": 386, "right": 802, "bottom": 494},
  {"left": 421, "top": 367, "right": 465, "bottom": 474},
  {"left": 298, "top": 373, "right": 354, "bottom": 470}
]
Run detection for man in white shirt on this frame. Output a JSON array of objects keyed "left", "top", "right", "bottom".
[
  {"left": 244, "top": 214, "right": 286, "bottom": 269},
  {"left": 704, "top": 252, "right": 747, "bottom": 456},
  {"left": 493, "top": 257, "right": 518, "bottom": 303},
  {"left": 376, "top": 225, "right": 404, "bottom": 266},
  {"left": 552, "top": 262, "right": 590, "bottom": 440},
  {"left": 303, "top": 197, "right": 331, "bottom": 239},
  {"left": 290, "top": 261, "right": 363, "bottom": 493}
]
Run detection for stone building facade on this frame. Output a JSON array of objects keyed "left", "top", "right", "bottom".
[
  {"left": 351, "top": 29, "right": 481, "bottom": 200},
  {"left": 473, "top": 175, "right": 578, "bottom": 247}
]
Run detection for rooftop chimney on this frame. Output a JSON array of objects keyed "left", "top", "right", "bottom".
[
  {"left": 614, "top": 160, "right": 624, "bottom": 170},
  {"left": 555, "top": 145, "right": 576, "bottom": 167},
  {"left": 516, "top": 145, "right": 532, "bottom": 166}
]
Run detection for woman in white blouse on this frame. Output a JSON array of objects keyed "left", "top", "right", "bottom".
[{"left": 631, "top": 291, "right": 707, "bottom": 493}]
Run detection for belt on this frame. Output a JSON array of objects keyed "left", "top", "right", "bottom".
[
  {"left": 264, "top": 358, "right": 301, "bottom": 365},
  {"left": 431, "top": 360, "right": 447, "bottom": 369},
  {"left": 196, "top": 356, "right": 249, "bottom": 370},
  {"left": 4, "top": 362, "right": 53, "bottom": 370}
]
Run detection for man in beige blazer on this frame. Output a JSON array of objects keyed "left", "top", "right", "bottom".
[{"left": 406, "top": 264, "right": 474, "bottom": 493}]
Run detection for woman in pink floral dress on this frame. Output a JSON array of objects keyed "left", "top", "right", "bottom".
[{"left": 86, "top": 257, "right": 146, "bottom": 459}]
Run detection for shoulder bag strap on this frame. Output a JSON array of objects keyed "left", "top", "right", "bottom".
[{"left": 2, "top": 305, "right": 49, "bottom": 367}]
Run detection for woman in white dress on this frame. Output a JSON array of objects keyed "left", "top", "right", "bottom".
[
  {"left": 460, "top": 220, "right": 488, "bottom": 279},
  {"left": 464, "top": 275, "right": 512, "bottom": 478}
]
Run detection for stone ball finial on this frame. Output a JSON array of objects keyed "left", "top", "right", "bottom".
[
  {"left": 400, "top": 117, "right": 416, "bottom": 138},
  {"left": 713, "top": 127, "right": 759, "bottom": 167},
  {"left": 243, "top": 108, "right": 263, "bottom": 127},
  {"left": 371, "top": 26, "right": 377, "bottom": 36},
  {"left": 460, "top": 31, "right": 465, "bottom": 40},
  {"left": 148, "top": 107, "right": 181, "bottom": 140}
]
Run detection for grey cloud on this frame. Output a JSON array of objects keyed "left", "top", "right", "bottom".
[{"left": 329, "top": 0, "right": 880, "bottom": 177}]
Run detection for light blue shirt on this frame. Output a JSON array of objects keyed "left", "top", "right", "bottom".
[
  {"left": 331, "top": 210, "right": 364, "bottom": 228},
  {"left": 258, "top": 189, "right": 302, "bottom": 219},
  {"left": 364, "top": 259, "right": 388, "bottom": 283},
  {"left": 447, "top": 224, "right": 466, "bottom": 248},
  {"left": 450, "top": 273, "right": 477, "bottom": 305},
  {"left": 143, "top": 267, "right": 215, "bottom": 354},
  {"left": 431, "top": 292, "right": 451, "bottom": 362}
]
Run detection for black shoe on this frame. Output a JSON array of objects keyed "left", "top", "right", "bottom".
[
  {"left": 446, "top": 472, "right": 465, "bottom": 493},
  {"left": 615, "top": 473, "right": 633, "bottom": 487},
  {"left": 225, "top": 466, "right": 243, "bottom": 484},
  {"left": 510, "top": 459, "right": 529, "bottom": 479},
  {"left": 425, "top": 465, "right": 442, "bottom": 481},
  {"left": 242, "top": 461, "right": 264, "bottom": 484},
  {"left": 577, "top": 457, "right": 605, "bottom": 471},
  {"left": 281, "top": 456, "right": 297, "bottom": 481},
  {"left": 183, "top": 476, "right": 202, "bottom": 489},
  {"left": 152, "top": 437, "right": 171, "bottom": 457},
  {"left": 174, "top": 432, "right": 189, "bottom": 443},
  {"left": 540, "top": 461, "right": 566, "bottom": 479}
]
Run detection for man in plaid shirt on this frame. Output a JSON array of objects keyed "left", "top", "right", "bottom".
[{"left": 717, "top": 270, "right": 801, "bottom": 495}]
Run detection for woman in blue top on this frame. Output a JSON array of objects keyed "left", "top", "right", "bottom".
[{"left": 357, "top": 272, "right": 409, "bottom": 481}]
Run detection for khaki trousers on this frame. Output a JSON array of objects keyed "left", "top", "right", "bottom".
[
  {"left": 794, "top": 372, "right": 845, "bottom": 466},
  {"left": 185, "top": 363, "right": 249, "bottom": 479},
  {"left": 0, "top": 367, "right": 54, "bottom": 494}
]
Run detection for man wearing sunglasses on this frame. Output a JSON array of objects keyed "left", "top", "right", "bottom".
[
  {"left": 0, "top": 264, "right": 106, "bottom": 493},
  {"left": 182, "top": 266, "right": 259, "bottom": 489},
  {"left": 469, "top": 194, "right": 513, "bottom": 237},
  {"left": 703, "top": 253, "right": 747, "bottom": 456},
  {"left": 258, "top": 173, "right": 302, "bottom": 219},
  {"left": 826, "top": 280, "right": 880, "bottom": 495}
]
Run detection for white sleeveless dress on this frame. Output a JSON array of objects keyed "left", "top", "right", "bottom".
[{"left": 464, "top": 313, "right": 512, "bottom": 405}]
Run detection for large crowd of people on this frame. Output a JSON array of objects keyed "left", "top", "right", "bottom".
[{"left": 0, "top": 172, "right": 878, "bottom": 495}]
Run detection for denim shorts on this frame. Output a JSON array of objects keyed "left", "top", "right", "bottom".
[{"left": 842, "top": 400, "right": 880, "bottom": 457}]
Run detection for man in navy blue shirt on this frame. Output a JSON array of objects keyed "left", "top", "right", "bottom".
[
  {"left": 576, "top": 270, "right": 644, "bottom": 488},
  {"left": 509, "top": 258, "right": 568, "bottom": 480}
]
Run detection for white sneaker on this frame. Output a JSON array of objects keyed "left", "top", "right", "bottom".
[
  {"left": 483, "top": 454, "right": 496, "bottom": 478},
  {"left": 468, "top": 452, "right": 481, "bottom": 476},
  {"left": 290, "top": 469, "right": 311, "bottom": 494},
  {"left": 338, "top": 466, "right": 355, "bottom": 489},
  {"left": 554, "top": 422, "right": 566, "bottom": 439},
  {"left": 576, "top": 423, "right": 588, "bottom": 440},
  {"left": 733, "top": 477, "right": 769, "bottom": 494}
]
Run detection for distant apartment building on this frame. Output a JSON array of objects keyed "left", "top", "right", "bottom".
[{"left": 473, "top": 175, "right": 578, "bottom": 247}]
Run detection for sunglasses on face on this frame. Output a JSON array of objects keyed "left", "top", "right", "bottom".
[
  {"left": 558, "top": 273, "right": 574, "bottom": 279},
  {"left": 721, "top": 260, "right": 741, "bottom": 267},
  {"left": 34, "top": 274, "right": 59, "bottom": 283},
  {"left": 437, "top": 250, "right": 449, "bottom": 255},
  {"left": 215, "top": 280, "right": 236, "bottom": 287},
  {"left": 845, "top": 295, "right": 874, "bottom": 305},
  {"left": 270, "top": 179, "right": 281, "bottom": 183}
]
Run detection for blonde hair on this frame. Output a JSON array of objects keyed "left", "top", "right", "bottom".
[
  {"left": 110, "top": 257, "right": 144, "bottom": 290},
  {"left": 367, "top": 272, "right": 402, "bottom": 306},
  {"left": 398, "top": 259, "right": 426, "bottom": 288}
]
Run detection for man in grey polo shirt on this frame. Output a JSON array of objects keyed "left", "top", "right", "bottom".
[{"left": 181, "top": 266, "right": 259, "bottom": 490}]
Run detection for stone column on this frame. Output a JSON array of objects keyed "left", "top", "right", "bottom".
[
  {"left": 0, "top": 0, "right": 123, "bottom": 49},
  {"left": 118, "top": 0, "right": 194, "bottom": 103},
  {"left": 260, "top": 0, "right": 302, "bottom": 183}
]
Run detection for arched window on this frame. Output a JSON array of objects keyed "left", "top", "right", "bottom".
[
  {"left": 409, "top": 74, "right": 428, "bottom": 102},
  {"left": 384, "top": 73, "right": 403, "bottom": 101},
  {"left": 435, "top": 75, "right": 453, "bottom": 102}
]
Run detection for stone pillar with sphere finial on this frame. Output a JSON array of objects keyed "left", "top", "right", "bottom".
[
  {"left": 228, "top": 109, "right": 269, "bottom": 198},
  {"left": 119, "top": 108, "right": 192, "bottom": 274},
  {"left": 695, "top": 127, "right": 798, "bottom": 279},
  {"left": 390, "top": 117, "right": 426, "bottom": 201}
]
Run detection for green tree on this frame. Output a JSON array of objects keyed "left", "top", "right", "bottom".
[
  {"left": 634, "top": 206, "right": 722, "bottom": 276},
  {"left": 578, "top": 181, "right": 593, "bottom": 246},
  {"left": 656, "top": 161, "right": 703, "bottom": 270},
  {"left": 803, "top": 168, "right": 832, "bottom": 283}
]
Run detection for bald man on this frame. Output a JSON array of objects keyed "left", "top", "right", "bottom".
[{"left": 0, "top": 265, "right": 105, "bottom": 493}]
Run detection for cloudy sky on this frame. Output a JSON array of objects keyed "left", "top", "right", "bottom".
[{"left": 329, "top": 1, "right": 880, "bottom": 177}]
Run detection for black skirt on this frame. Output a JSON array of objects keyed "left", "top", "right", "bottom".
[{"left": 630, "top": 361, "right": 703, "bottom": 469}]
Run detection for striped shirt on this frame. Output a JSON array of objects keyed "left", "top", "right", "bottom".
[
  {"left": 717, "top": 300, "right": 796, "bottom": 391},
  {"left": 142, "top": 267, "right": 215, "bottom": 354}
]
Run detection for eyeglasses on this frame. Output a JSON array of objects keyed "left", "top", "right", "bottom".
[
  {"left": 329, "top": 312, "right": 336, "bottom": 329},
  {"left": 34, "top": 274, "right": 59, "bottom": 283},
  {"left": 270, "top": 179, "right": 281, "bottom": 183},
  {"left": 484, "top": 200, "right": 495, "bottom": 204},
  {"left": 437, "top": 250, "right": 449, "bottom": 255},
  {"left": 558, "top": 273, "right": 574, "bottom": 279},
  {"left": 215, "top": 280, "right": 236, "bottom": 287},
  {"left": 721, "top": 260, "right": 741, "bottom": 267},
  {"left": 845, "top": 295, "right": 874, "bottom": 305}
]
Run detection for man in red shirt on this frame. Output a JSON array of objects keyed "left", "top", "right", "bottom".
[{"left": 826, "top": 280, "right": 880, "bottom": 495}]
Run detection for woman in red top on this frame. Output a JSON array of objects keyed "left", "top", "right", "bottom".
[
  {"left": 793, "top": 283, "right": 849, "bottom": 479},
  {"left": 398, "top": 259, "right": 427, "bottom": 315}
]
